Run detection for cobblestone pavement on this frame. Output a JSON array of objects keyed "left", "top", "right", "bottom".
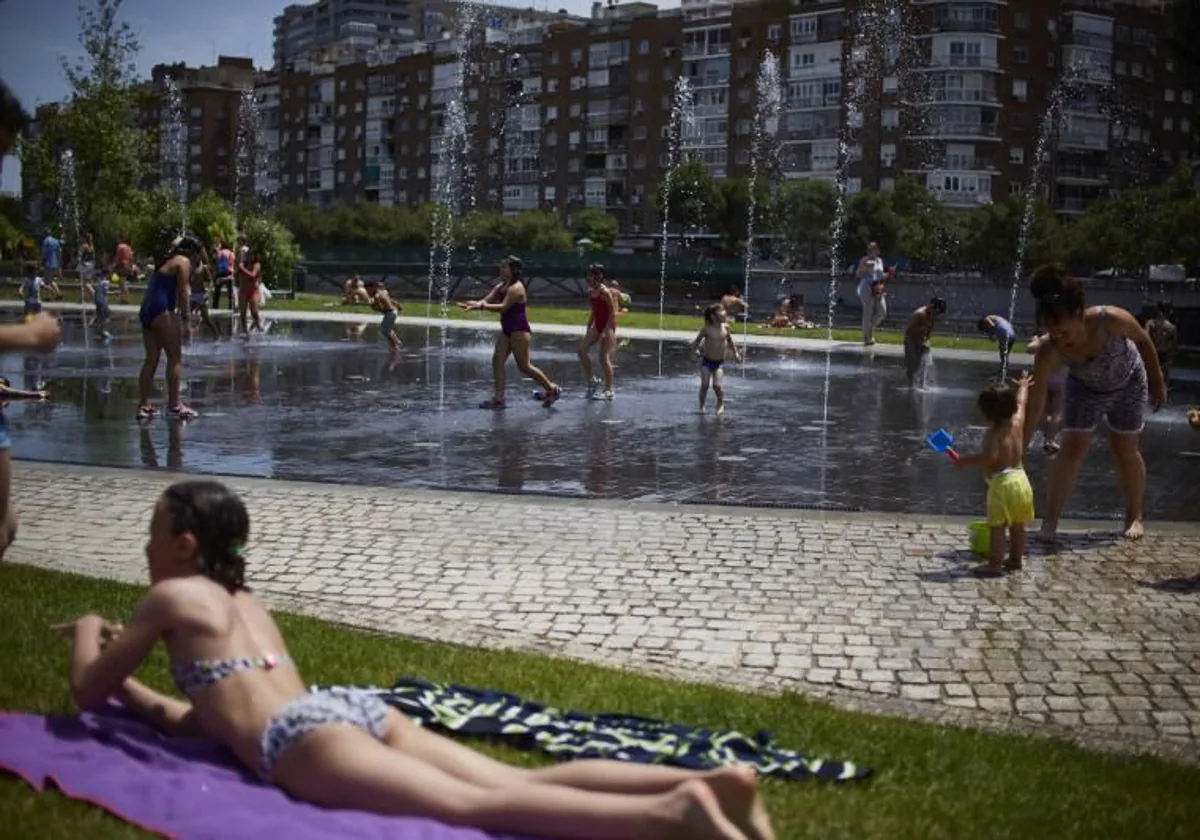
[{"left": 8, "top": 463, "right": 1200, "bottom": 764}]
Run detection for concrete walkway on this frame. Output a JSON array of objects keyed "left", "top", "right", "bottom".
[
  {"left": 8, "top": 463, "right": 1199, "bottom": 766},
  {"left": 13, "top": 300, "right": 1200, "bottom": 382}
]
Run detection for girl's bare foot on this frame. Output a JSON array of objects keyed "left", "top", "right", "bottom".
[
  {"left": 1036, "top": 519, "right": 1059, "bottom": 541},
  {"left": 1123, "top": 517, "right": 1145, "bottom": 540},
  {"left": 659, "top": 780, "right": 748, "bottom": 840},
  {"left": 701, "top": 767, "right": 774, "bottom": 840}
]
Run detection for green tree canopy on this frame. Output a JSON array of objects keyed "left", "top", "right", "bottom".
[
  {"left": 19, "top": 0, "right": 150, "bottom": 249},
  {"left": 572, "top": 208, "right": 619, "bottom": 251},
  {"left": 654, "top": 156, "right": 722, "bottom": 233},
  {"left": 770, "top": 179, "right": 837, "bottom": 268},
  {"left": 712, "top": 177, "right": 773, "bottom": 254}
]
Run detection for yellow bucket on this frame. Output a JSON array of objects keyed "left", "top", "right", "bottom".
[{"left": 969, "top": 521, "right": 991, "bottom": 556}]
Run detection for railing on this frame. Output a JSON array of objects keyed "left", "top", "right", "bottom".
[
  {"left": 1055, "top": 164, "right": 1108, "bottom": 181},
  {"left": 927, "top": 122, "right": 999, "bottom": 137},
  {"left": 928, "top": 188, "right": 989, "bottom": 205},
  {"left": 694, "top": 104, "right": 728, "bottom": 117},
  {"left": 929, "top": 19, "right": 1000, "bottom": 34},
  {"left": 929, "top": 55, "right": 1000, "bottom": 69},
  {"left": 787, "top": 96, "right": 840, "bottom": 110},
  {"left": 931, "top": 89, "right": 1000, "bottom": 104},
  {"left": 1055, "top": 196, "right": 1088, "bottom": 212},
  {"left": 1058, "top": 132, "right": 1109, "bottom": 150},
  {"left": 682, "top": 43, "right": 732, "bottom": 59},
  {"left": 1064, "top": 30, "right": 1113, "bottom": 49}
]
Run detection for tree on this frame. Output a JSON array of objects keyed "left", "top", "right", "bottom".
[
  {"left": 654, "top": 156, "right": 722, "bottom": 234},
  {"left": 572, "top": 208, "right": 619, "bottom": 251},
  {"left": 957, "top": 195, "right": 1065, "bottom": 278},
  {"left": 769, "top": 179, "right": 837, "bottom": 267},
  {"left": 19, "top": 0, "right": 149, "bottom": 250},
  {"left": 712, "top": 177, "right": 773, "bottom": 254}
]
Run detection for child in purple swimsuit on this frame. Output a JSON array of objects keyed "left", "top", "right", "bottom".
[{"left": 461, "top": 255, "right": 561, "bottom": 409}]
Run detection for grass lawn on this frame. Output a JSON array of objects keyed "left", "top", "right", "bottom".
[{"left": 1, "top": 563, "right": 1196, "bottom": 839}]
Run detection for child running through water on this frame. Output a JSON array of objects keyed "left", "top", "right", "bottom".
[
  {"left": 955, "top": 373, "right": 1036, "bottom": 576},
  {"left": 691, "top": 303, "right": 742, "bottom": 416},
  {"left": 21, "top": 263, "right": 60, "bottom": 321},
  {"left": 83, "top": 270, "right": 114, "bottom": 341},
  {"left": 365, "top": 279, "right": 402, "bottom": 351}
]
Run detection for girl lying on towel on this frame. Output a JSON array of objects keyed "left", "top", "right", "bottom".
[{"left": 52, "top": 480, "right": 773, "bottom": 840}]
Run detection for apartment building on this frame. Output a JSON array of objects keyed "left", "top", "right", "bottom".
[{"left": 274, "top": 0, "right": 417, "bottom": 69}]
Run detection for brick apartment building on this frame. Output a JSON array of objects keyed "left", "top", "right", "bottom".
[
  {"left": 23, "top": 1, "right": 1197, "bottom": 238},
  {"left": 253, "top": 0, "right": 1195, "bottom": 236}
]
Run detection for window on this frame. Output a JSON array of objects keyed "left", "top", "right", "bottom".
[
  {"left": 883, "top": 76, "right": 897, "bottom": 93},
  {"left": 633, "top": 125, "right": 647, "bottom": 141},
  {"left": 738, "top": 57, "right": 752, "bottom": 77},
  {"left": 1048, "top": 53, "right": 1056, "bottom": 69},
  {"left": 736, "top": 119, "right": 751, "bottom": 135},
  {"left": 548, "top": 52, "right": 558, "bottom": 65},
  {"left": 354, "top": 102, "right": 362, "bottom": 113},
  {"left": 546, "top": 105, "right": 558, "bottom": 121},
  {"left": 736, "top": 149, "right": 749, "bottom": 165},
  {"left": 662, "top": 67, "right": 674, "bottom": 81},
  {"left": 545, "top": 132, "right": 557, "bottom": 147},
  {"left": 661, "top": 95, "right": 670, "bottom": 109},
  {"left": 1181, "top": 118, "right": 1191, "bottom": 133},
  {"left": 881, "top": 108, "right": 899, "bottom": 128},
  {"left": 1013, "top": 45, "right": 1028, "bottom": 64},
  {"left": 1132, "top": 63, "right": 1142, "bottom": 77},
  {"left": 1009, "top": 181, "right": 1022, "bottom": 196},
  {"left": 571, "top": 49, "right": 582, "bottom": 65},
  {"left": 1184, "top": 90, "right": 1195, "bottom": 104},
  {"left": 767, "top": 24, "right": 781, "bottom": 44},
  {"left": 1015, "top": 12, "right": 1029, "bottom": 30},
  {"left": 636, "top": 69, "right": 649, "bottom": 83},
  {"left": 399, "top": 167, "right": 407, "bottom": 179},
  {"left": 337, "top": 171, "right": 345, "bottom": 184},
  {"left": 568, "top": 158, "right": 580, "bottom": 172},
  {"left": 1013, "top": 79, "right": 1028, "bottom": 102},
  {"left": 571, "top": 76, "right": 587, "bottom": 90},
  {"left": 338, "top": 104, "right": 347, "bottom": 115},
  {"left": 791, "top": 17, "right": 816, "bottom": 39},
  {"left": 1010, "top": 147, "right": 1025, "bottom": 165},
  {"left": 189, "top": 107, "right": 203, "bottom": 118},
  {"left": 1166, "top": 89, "right": 1176, "bottom": 102},
  {"left": 468, "top": 88, "right": 479, "bottom": 102},
  {"left": 638, "top": 40, "right": 649, "bottom": 54},
  {"left": 795, "top": 52, "right": 815, "bottom": 69},
  {"left": 570, "top": 103, "right": 581, "bottom": 117},
  {"left": 337, "top": 148, "right": 346, "bottom": 161},
  {"left": 190, "top": 144, "right": 202, "bottom": 155},
  {"left": 1115, "top": 60, "right": 1126, "bottom": 75},
  {"left": 880, "top": 143, "right": 896, "bottom": 166},
  {"left": 738, "top": 88, "right": 750, "bottom": 103},
  {"left": 547, "top": 79, "right": 558, "bottom": 93},
  {"left": 1164, "top": 117, "right": 1174, "bottom": 130},
  {"left": 634, "top": 154, "right": 646, "bottom": 169},
  {"left": 568, "top": 130, "right": 580, "bottom": 146}
]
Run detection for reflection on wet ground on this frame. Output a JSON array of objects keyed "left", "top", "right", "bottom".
[{"left": 6, "top": 315, "right": 1199, "bottom": 520}]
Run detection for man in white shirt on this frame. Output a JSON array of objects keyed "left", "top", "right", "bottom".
[{"left": 855, "top": 241, "right": 887, "bottom": 346}]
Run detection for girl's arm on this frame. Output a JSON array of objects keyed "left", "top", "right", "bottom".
[
  {"left": 479, "top": 283, "right": 521, "bottom": 313},
  {"left": 175, "top": 260, "right": 192, "bottom": 315},
  {"left": 56, "top": 587, "right": 176, "bottom": 712},
  {"left": 0, "top": 384, "right": 48, "bottom": 401},
  {"left": 1106, "top": 307, "right": 1167, "bottom": 408},
  {"left": 691, "top": 329, "right": 705, "bottom": 351},
  {"left": 116, "top": 678, "right": 199, "bottom": 736}
]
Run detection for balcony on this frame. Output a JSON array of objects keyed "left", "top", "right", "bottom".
[
  {"left": 927, "top": 19, "right": 1000, "bottom": 35},
  {"left": 787, "top": 94, "right": 840, "bottom": 110},
  {"left": 1058, "top": 132, "right": 1109, "bottom": 151},
  {"left": 682, "top": 43, "right": 732, "bottom": 59},
  {"left": 928, "top": 187, "right": 991, "bottom": 207},
  {"left": 918, "top": 122, "right": 1000, "bottom": 140},
  {"left": 1055, "top": 164, "right": 1108, "bottom": 183},
  {"left": 790, "top": 62, "right": 842, "bottom": 78},
  {"left": 926, "top": 55, "right": 1000, "bottom": 70},
  {"left": 1063, "top": 30, "right": 1113, "bottom": 50},
  {"left": 930, "top": 89, "right": 1000, "bottom": 104},
  {"left": 907, "top": 158, "right": 997, "bottom": 173},
  {"left": 1055, "top": 196, "right": 1089, "bottom": 214},
  {"left": 694, "top": 103, "right": 729, "bottom": 118},
  {"left": 504, "top": 170, "right": 541, "bottom": 184},
  {"left": 781, "top": 125, "right": 839, "bottom": 141},
  {"left": 689, "top": 73, "right": 731, "bottom": 88}
]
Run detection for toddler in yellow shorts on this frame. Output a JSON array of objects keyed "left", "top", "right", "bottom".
[{"left": 955, "top": 373, "right": 1035, "bottom": 576}]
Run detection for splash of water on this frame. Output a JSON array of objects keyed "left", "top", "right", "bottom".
[
  {"left": 741, "top": 52, "right": 781, "bottom": 354},
  {"left": 1001, "top": 67, "right": 1087, "bottom": 378},
  {"left": 657, "top": 76, "right": 695, "bottom": 378},
  {"left": 163, "top": 78, "right": 188, "bottom": 234},
  {"left": 233, "top": 88, "right": 259, "bottom": 228},
  {"left": 58, "top": 148, "right": 82, "bottom": 321}
]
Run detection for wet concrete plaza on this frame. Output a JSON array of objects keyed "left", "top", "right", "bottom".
[
  {"left": 5, "top": 306, "right": 1199, "bottom": 764},
  {"left": 5, "top": 312, "right": 1199, "bottom": 522}
]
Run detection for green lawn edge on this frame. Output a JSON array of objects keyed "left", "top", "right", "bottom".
[{"left": 0, "top": 563, "right": 1194, "bottom": 840}]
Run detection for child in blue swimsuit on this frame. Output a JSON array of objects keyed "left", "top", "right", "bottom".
[{"left": 690, "top": 302, "right": 742, "bottom": 415}]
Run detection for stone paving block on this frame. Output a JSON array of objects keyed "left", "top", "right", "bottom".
[{"left": 9, "top": 464, "right": 1200, "bottom": 765}]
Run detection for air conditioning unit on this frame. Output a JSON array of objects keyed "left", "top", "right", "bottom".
[{"left": 739, "top": 38, "right": 750, "bottom": 48}]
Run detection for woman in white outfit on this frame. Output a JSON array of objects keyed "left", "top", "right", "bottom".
[{"left": 855, "top": 242, "right": 887, "bottom": 346}]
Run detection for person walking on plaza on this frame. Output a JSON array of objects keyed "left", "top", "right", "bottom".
[
  {"left": 855, "top": 242, "right": 887, "bottom": 346},
  {"left": 579, "top": 264, "right": 619, "bottom": 400}
]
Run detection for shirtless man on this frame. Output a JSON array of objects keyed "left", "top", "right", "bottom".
[{"left": 904, "top": 297, "right": 947, "bottom": 389}]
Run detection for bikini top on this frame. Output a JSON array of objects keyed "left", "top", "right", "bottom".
[
  {"left": 170, "top": 653, "right": 293, "bottom": 696},
  {"left": 1060, "top": 307, "right": 1138, "bottom": 393}
]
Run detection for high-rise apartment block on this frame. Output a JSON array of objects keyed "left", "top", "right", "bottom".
[
  {"left": 274, "top": 0, "right": 417, "bottom": 70},
  {"left": 253, "top": 0, "right": 1194, "bottom": 235}
]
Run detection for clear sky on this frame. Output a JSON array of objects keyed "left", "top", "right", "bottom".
[{"left": 0, "top": 0, "right": 676, "bottom": 194}]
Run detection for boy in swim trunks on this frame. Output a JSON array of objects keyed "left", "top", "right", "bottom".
[
  {"left": 904, "top": 297, "right": 946, "bottom": 389},
  {"left": 365, "top": 279, "right": 402, "bottom": 351},
  {"left": 955, "top": 373, "right": 1035, "bottom": 575},
  {"left": 83, "top": 270, "right": 114, "bottom": 341},
  {"left": 690, "top": 302, "right": 742, "bottom": 415},
  {"left": 20, "top": 262, "right": 60, "bottom": 321}
]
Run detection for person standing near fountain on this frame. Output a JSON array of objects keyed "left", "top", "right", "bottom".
[
  {"left": 1023, "top": 266, "right": 1167, "bottom": 540},
  {"left": 461, "top": 256, "right": 561, "bottom": 409},
  {"left": 40, "top": 228, "right": 63, "bottom": 287},
  {"left": 977, "top": 314, "right": 1017, "bottom": 370},
  {"left": 579, "top": 264, "right": 619, "bottom": 400},
  {"left": 855, "top": 242, "right": 887, "bottom": 346},
  {"left": 903, "top": 298, "right": 946, "bottom": 389},
  {"left": 212, "top": 242, "right": 236, "bottom": 310},
  {"left": 691, "top": 303, "right": 743, "bottom": 416},
  {"left": 236, "top": 249, "right": 264, "bottom": 336},
  {"left": 136, "top": 235, "right": 204, "bottom": 423},
  {"left": 113, "top": 237, "right": 135, "bottom": 304}
]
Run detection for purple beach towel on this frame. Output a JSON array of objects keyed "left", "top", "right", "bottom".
[{"left": 0, "top": 707, "right": 538, "bottom": 840}]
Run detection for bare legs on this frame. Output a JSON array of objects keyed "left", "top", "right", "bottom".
[
  {"left": 510, "top": 332, "right": 555, "bottom": 394},
  {"left": 699, "top": 368, "right": 726, "bottom": 415},
  {"left": 979, "top": 524, "right": 1025, "bottom": 576},
  {"left": 1109, "top": 431, "right": 1146, "bottom": 539},
  {"left": 272, "top": 713, "right": 769, "bottom": 840},
  {"left": 579, "top": 329, "right": 615, "bottom": 392},
  {"left": 238, "top": 290, "right": 262, "bottom": 336},
  {"left": 139, "top": 316, "right": 184, "bottom": 410},
  {"left": 138, "top": 327, "right": 162, "bottom": 409},
  {"left": 490, "top": 334, "right": 510, "bottom": 404},
  {"left": 1039, "top": 430, "right": 1090, "bottom": 539}
]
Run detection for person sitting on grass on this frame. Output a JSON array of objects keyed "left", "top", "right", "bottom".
[
  {"left": 954, "top": 374, "right": 1036, "bottom": 576},
  {"left": 52, "top": 479, "right": 774, "bottom": 840},
  {"left": 767, "top": 297, "right": 796, "bottom": 330},
  {"left": 341, "top": 275, "right": 371, "bottom": 306}
]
